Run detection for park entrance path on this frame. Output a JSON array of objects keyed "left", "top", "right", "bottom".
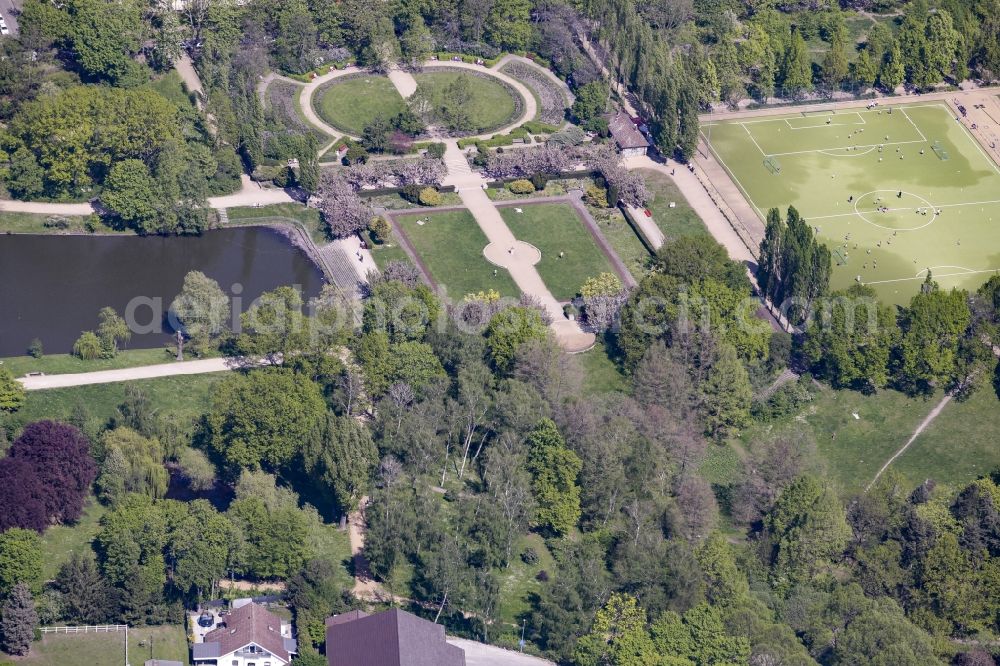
[
  {"left": 623, "top": 155, "right": 756, "bottom": 263},
  {"left": 442, "top": 142, "right": 595, "bottom": 352},
  {"left": 387, "top": 66, "right": 418, "bottom": 98}
]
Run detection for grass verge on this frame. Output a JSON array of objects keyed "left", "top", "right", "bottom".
[{"left": 0, "top": 348, "right": 179, "bottom": 377}]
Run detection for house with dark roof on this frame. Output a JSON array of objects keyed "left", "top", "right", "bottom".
[
  {"left": 191, "top": 602, "right": 296, "bottom": 666},
  {"left": 325, "top": 608, "right": 466, "bottom": 666},
  {"left": 608, "top": 110, "right": 651, "bottom": 157}
]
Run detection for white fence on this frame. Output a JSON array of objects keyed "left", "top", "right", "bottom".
[
  {"left": 41, "top": 624, "right": 129, "bottom": 634},
  {"left": 40, "top": 625, "right": 131, "bottom": 665}
]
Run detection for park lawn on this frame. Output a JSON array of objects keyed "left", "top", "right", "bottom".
[
  {"left": 496, "top": 533, "right": 555, "bottom": 627},
  {"left": 892, "top": 387, "right": 1000, "bottom": 490},
  {"left": 12, "top": 373, "right": 225, "bottom": 434},
  {"left": 38, "top": 499, "right": 105, "bottom": 581},
  {"left": 0, "top": 348, "right": 178, "bottom": 377},
  {"left": 499, "top": 203, "right": 616, "bottom": 301},
  {"left": 146, "top": 70, "right": 196, "bottom": 111},
  {"left": 308, "top": 521, "right": 356, "bottom": 591},
  {"left": 369, "top": 235, "right": 412, "bottom": 271},
  {"left": 579, "top": 340, "right": 628, "bottom": 395},
  {"left": 699, "top": 443, "right": 744, "bottom": 488},
  {"left": 391, "top": 210, "right": 519, "bottom": 299},
  {"left": 313, "top": 75, "right": 407, "bottom": 136},
  {"left": 747, "top": 384, "right": 943, "bottom": 496},
  {"left": 701, "top": 102, "right": 1000, "bottom": 305},
  {"left": 227, "top": 202, "right": 329, "bottom": 245},
  {"left": 588, "top": 204, "right": 651, "bottom": 281},
  {"left": 0, "top": 212, "right": 103, "bottom": 234},
  {"left": 414, "top": 70, "right": 519, "bottom": 133},
  {"left": 637, "top": 168, "right": 708, "bottom": 241},
  {"left": 19, "top": 624, "right": 188, "bottom": 666}
]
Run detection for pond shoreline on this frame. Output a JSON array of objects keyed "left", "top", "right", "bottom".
[
  {"left": 1, "top": 220, "right": 334, "bottom": 283},
  {"left": 0, "top": 227, "right": 326, "bottom": 356}
]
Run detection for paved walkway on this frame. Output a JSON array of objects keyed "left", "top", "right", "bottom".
[
  {"left": 175, "top": 54, "right": 206, "bottom": 107},
  {"left": 623, "top": 156, "right": 756, "bottom": 263},
  {"left": 387, "top": 66, "right": 418, "bottom": 98},
  {"left": 492, "top": 53, "right": 575, "bottom": 106},
  {"left": 207, "top": 174, "right": 296, "bottom": 209},
  {"left": 439, "top": 142, "right": 594, "bottom": 351},
  {"left": 16, "top": 357, "right": 239, "bottom": 390},
  {"left": 447, "top": 638, "right": 554, "bottom": 666}
]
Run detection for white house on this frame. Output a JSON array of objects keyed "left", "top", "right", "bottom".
[{"left": 191, "top": 602, "right": 296, "bottom": 666}]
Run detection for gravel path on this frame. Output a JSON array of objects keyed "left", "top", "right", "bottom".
[
  {"left": 17, "top": 357, "right": 238, "bottom": 390},
  {"left": 387, "top": 66, "right": 418, "bottom": 98},
  {"left": 623, "top": 155, "right": 755, "bottom": 263}
]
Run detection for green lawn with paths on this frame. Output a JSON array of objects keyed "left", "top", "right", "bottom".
[
  {"left": 743, "top": 382, "right": 1000, "bottom": 497},
  {"left": 391, "top": 210, "right": 519, "bottom": 299},
  {"left": 637, "top": 168, "right": 709, "bottom": 241},
  {"left": 369, "top": 233, "right": 413, "bottom": 271},
  {"left": 496, "top": 533, "right": 555, "bottom": 627},
  {"left": 499, "top": 202, "right": 616, "bottom": 300},
  {"left": 579, "top": 340, "right": 628, "bottom": 395},
  {"left": 313, "top": 75, "right": 407, "bottom": 136},
  {"left": 413, "top": 70, "right": 519, "bottom": 133},
  {"left": 0, "top": 212, "right": 104, "bottom": 234}
]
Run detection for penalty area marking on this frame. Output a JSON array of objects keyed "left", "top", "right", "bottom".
[{"left": 865, "top": 266, "right": 1000, "bottom": 285}]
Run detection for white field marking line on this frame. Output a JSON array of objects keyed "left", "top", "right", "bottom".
[
  {"left": 768, "top": 138, "right": 925, "bottom": 158},
  {"left": 720, "top": 102, "right": 956, "bottom": 127},
  {"left": 783, "top": 112, "right": 866, "bottom": 130},
  {"left": 915, "top": 265, "right": 981, "bottom": 276},
  {"left": 865, "top": 267, "right": 1000, "bottom": 285},
  {"left": 740, "top": 122, "right": 768, "bottom": 157},
  {"left": 817, "top": 146, "right": 878, "bottom": 157},
  {"left": 699, "top": 129, "right": 767, "bottom": 220},
  {"left": 899, "top": 107, "right": 928, "bottom": 142},
  {"left": 930, "top": 100, "right": 1000, "bottom": 177},
  {"left": 802, "top": 197, "right": 1000, "bottom": 221}
]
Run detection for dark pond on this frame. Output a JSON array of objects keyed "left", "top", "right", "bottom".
[{"left": 0, "top": 227, "right": 325, "bottom": 357}]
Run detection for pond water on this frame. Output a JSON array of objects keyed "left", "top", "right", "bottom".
[{"left": 0, "top": 227, "right": 325, "bottom": 357}]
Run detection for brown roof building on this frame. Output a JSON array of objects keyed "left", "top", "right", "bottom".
[
  {"left": 608, "top": 110, "right": 651, "bottom": 157},
  {"left": 325, "top": 608, "right": 466, "bottom": 666},
  {"left": 192, "top": 602, "right": 296, "bottom": 666}
]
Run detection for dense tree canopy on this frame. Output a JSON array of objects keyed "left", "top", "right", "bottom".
[{"left": 207, "top": 369, "right": 327, "bottom": 472}]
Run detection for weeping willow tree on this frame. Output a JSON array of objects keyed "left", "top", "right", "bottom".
[{"left": 96, "top": 427, "right": 169, "bottom": 505}]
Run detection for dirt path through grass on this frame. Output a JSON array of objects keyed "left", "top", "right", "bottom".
[{"left": 866, "top": 393, "right": 953, "bottom": 491}]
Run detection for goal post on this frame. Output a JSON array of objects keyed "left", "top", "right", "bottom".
[
  {"left": 931, "top": 140, "right": 950, "bottom": 160},
  {"left": 763, "top": 156, "right": 782, "bottom": 174}
]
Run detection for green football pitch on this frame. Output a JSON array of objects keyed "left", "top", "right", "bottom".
[{"left": 702, "top": 102, "right": 1000, "bottom": 304}]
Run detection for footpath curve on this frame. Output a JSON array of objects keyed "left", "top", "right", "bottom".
[{"left": 16, "top": 357, "right": 239, "bottom": 390}]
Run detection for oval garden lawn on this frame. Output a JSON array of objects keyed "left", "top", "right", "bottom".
[
  {"left": 313, "top": 74, "right": 407, "bottom": 136},
  {"left": 413, "top": 69, "right": 520, "bottom": 133}
]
